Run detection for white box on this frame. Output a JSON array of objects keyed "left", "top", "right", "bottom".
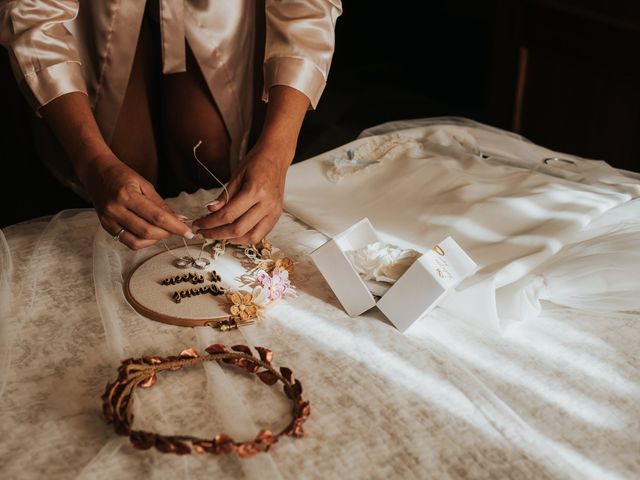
[{"left": 310, "top": 218, "right": 477, "bottom": 332}]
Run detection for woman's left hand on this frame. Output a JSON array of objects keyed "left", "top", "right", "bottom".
[
  {"left": 193, "top": 85, "right": 309, "bottom": 243},
  {"left": 192, "top": 143, "right": 292, "bottom": 244}
]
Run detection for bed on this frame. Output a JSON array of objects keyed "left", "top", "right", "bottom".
[{"left": 1, "top": 119, "right": 639, "bottom": 479}]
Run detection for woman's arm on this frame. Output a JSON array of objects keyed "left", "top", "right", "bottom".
[
  {"left": 2, "top": 1, "right": 192, "bottom": 248},
  {"left": 256, "top": 84, "right": 310, "bottom": 167},
  {"left": 193, "top": 85, "right": 308, "bottom": 244},
  {"left": 40, "top": 92, "right": 110, "bottom": 183},
  {"left": 41, "top": 92, "right": 193, "bottom": 249},
  {"left": 193, "top": 0, "right": 342, "bottom": 243}
]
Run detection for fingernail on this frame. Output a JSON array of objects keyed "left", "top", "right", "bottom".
[
  {"left": 176, "top": 214, "right": 190, "bottom": 221},
  {"left": 206, "top": 200, "right": 220, "bottom": 207},
  {"left": 184, "top": 231, "right": 195, "bottom": 240},
  {"left": 195, "top": 233, "right": 204, "bottom": 240}
]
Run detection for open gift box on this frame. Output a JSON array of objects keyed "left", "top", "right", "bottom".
[{"left": 310, "top": 218, "right": 477, "bottom": 331}]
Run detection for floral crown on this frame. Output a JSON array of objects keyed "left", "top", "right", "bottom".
[{"left": 102, "top": 344, "right": 309, "bottom": 458}]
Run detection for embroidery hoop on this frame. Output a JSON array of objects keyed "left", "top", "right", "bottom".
[{"left": 124, "top": 241, "right": 292, "bottom": 329}]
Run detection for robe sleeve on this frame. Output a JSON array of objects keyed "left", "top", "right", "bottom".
[
  {"left": 0, "top": 0, "right": 87, "bottom": 112},
  {"left": 263, "top": 0, "right": 342, "bottom": 109}
]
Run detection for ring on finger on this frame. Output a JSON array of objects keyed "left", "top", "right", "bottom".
[{"left": 113, "top": 227, "right": 126, "bottom": 242}]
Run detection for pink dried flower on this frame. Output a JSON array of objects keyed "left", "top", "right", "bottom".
[{"left": 258, "top": 270, "right": 292, "bottom": 301}]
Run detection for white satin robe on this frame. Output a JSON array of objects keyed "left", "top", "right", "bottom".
[{"left": 0, "top": 0, "right": 342, "bottom": 170}]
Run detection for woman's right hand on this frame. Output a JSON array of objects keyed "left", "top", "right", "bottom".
[
  {"left": 39, "top": 92, "right": 192, "bottom": 250},
  {"left": 80, "top": 153, "right": 194, "bottom": 250}
]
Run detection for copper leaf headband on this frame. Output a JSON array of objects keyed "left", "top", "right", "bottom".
[{"left": 102, "top": 344, "right": 309, "bottom": 458}]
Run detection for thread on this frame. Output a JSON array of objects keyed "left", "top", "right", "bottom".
[{"left": 159, "top": 140, "right": 228, "bottom": 260}]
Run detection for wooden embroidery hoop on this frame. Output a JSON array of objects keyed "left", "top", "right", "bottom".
[{"left": 124, "top": 245, "right": 247, "bottom": 327}]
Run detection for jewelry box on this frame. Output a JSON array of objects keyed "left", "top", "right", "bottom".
[{"left": 310, "top": 218, "right": 477, "bottom": 331}]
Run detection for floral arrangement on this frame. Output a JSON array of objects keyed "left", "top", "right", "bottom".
[{"left": 219, "top": 240, "right": 296, "bottom": 329}]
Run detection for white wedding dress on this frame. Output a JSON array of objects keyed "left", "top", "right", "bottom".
[{"left": 284, "top": 117, "right": 640, "bottom": 330}]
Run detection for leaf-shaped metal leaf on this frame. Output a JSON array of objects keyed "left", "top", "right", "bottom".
[
  {"left": 140, "top": 372, "right": 157, "bottom": 388},
  {"left": 231, "top": 345, "right": 252, "bottom": 355},
  {"left": 255, "top": 429, "right": 279, "bottom": 446},
  {"left": 205, "top": 344, "right": 229, "bottom": 355},
  {"left": 155, "top": 436, "right": 176, "bottom": 453},
  {"left": 193, "top": 440, "right": 216, "bottom": 454},
  {"left": 130, "top": 431, "right": 155, "bottom": 450},
  {"left": 297, "top": 400, "right": 311, "bottom": 418},
  {"left": 214, "top": 433, "right": 235, "bottom": 454},
  {"left": 256, "top": 370, "right": 278, "bottom": 385},
  {"left": 283, "top": 384, "right": 295, "bottom": 399},
  {"left": 179, "top": 348, "right": 198, "bottom": 359},
  {"left": 255, "top": 347, "right": 273, "bottom": 363},
  {"left": 237, "top": 358, "right": 260, "bottom": 373},
  {"left": 236, "top": 441, "right": 262, "bottom": 458},
  {"left": 114, "top": 419, "right": 130, "bottom": 435},
  {"left": 284, "top": 418, "right": 305, "bottom": 437},
  {"left": 292, "top": 379, "right": 303, "bottom": 396},
  {"left": 142, "top": 356, "right": 162, "bottom": 365},
  {"left": 172, "top": 439, "right": 192, "bottom": 455},
  {"left": 192, "top": 444, "right": 206, "bottom": 454},
  {"left": 279, "top": 366, "right": 293, "bottom": 383}
]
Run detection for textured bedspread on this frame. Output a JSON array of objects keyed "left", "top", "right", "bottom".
[{"left": 1, "top": 121, "right": 639, "bottom": 479}]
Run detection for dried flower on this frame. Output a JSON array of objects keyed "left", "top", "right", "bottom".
[
  {"left": 256, "top": 269, "right": 293, "bottom": 302},
  {"left": 256, "top": 239, "right": 273, "bottom": 258},
  {"left": 227, "top": 291, "right": 259, "bottom": 321},
  {"left": 274, "top": 257, "right": 294, "bottom": 275}
]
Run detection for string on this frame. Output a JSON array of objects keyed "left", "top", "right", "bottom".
[
  {"left": 161, "top": 240, "right": 178, "bottom": 258},
  {"left": 161, "top": 238, "right": 194, "bottom": 260},
  {"left": 158, "top": 140, "right": 229, "bottom": 260},
  {"left": 193, "top": 140, "right": 229, "bottom": 205},
  {"left": 196, "top": 239, "right": 206, "bottom": 260}
]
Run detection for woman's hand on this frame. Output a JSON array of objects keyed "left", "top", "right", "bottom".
[
  {"left": 192, "top": 85, "right": 310, "bottom": 244},
  {"left": 81, "top": 153, "right": 194, "bottom": 250},
  {"left": 40, "top": 92, "right": 193, "bottom": 250},
  {"left": 192, "top": 143, "right": 291, "bottom": 244}
]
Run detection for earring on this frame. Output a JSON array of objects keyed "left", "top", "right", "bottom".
[
  {"left": 193, "top": 257, "right": 211, "bottom": 270},
  {"left": 175, "top": 256, "right": 194, "bottom": 269}
]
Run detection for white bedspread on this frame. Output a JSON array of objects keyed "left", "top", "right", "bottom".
[{"left": 1, "top": 122, "right": 639, "bottom": 479}]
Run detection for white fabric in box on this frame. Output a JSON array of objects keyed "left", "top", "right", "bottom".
[{"left": 311, "top": 218, "right": 477, "bottom": 331}]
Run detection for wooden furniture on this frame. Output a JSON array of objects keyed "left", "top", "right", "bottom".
[{"left": 491, "top": 0, "right": 640, "bottom": 171}]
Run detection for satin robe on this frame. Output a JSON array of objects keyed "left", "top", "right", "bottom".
[{"left": 0, "top": 0, "right": 341, "bottom": 173}]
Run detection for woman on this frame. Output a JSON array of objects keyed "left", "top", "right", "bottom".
[{"left": 0, "top": 0, "right": 341, "bottom": 249}]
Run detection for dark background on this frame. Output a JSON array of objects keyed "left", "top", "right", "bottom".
[{"left": 2, "top": 0, "right": 640, "bottom": 228}]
